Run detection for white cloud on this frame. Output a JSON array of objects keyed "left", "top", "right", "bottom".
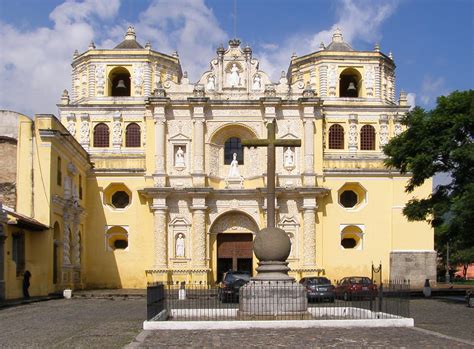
[
  {"left": 256, "top": 0, "right": 399, "bottom": 80},
  {"left": 420, "top": 75, "right": 447, "bottom": 106},
  {"left": 131, "top": 0, "right": 227, "bottom": 81},
  {"left": 0, "top": 0, "right": 120, "bottom": 116},
  {"left": 406, "top": 92, "right": 416, "bottom": 110},
  {"left": 0, "top": 0, "right": 225, "bottom": 116}
]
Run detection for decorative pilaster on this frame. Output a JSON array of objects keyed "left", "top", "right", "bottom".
[
  {"left": 144, "top": 62, "right": 152, "bottom": 97},
  {"left": 394, "top": 113, "right": 403, "bottom": 136},
  {"left": 88, "top": 64, "right": 95, "bottom": 98},
  {"left": 63, "top": 213, "right": 71, "bottom": 266},
  {"left": 319, "top": 65, "right": 327, "bottom": 97},
  {"left": 190, "top": 193, "right": 209, "bottom": 282},
  {"left": 95, "top": 64, "right": 106, "bottom": 96},
  {"left": 152, "top": 195, "right": 168, "bottom": 269},
  {"left": 302, "top": 106, "right": 315, "bottom": 186},
  {"left": 379, "top": 114, "right": 389, "bottom": 147},
  {"left": 112, "top": 112, "right": 122, "bottom": 151},
  {"left": 66, "top": 113, "right": 76, "bottom": 136},
  {"left": 153, "top": 104, "right": 167, "bottom": 187},
  {"left": 303, "top": 207, "right": 316, "bottom": 266},
  {"left": 348, "top": 114, "right": 358, "bottom": 153},
  {"left": 191, "top": 102, "right": 207, "bottom": 187},
  {"left": 79, "top": 113, "right": 90, "bottom": 151},
  {"left": 374, "top": 66, "right": 381, "bottom": 99},
  {"left": 0, "top": 206, "right": 7, "bottom": 300}
]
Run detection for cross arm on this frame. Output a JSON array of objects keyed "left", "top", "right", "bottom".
[
  {"left": 241, "top": 139, "right": 270, "bottom": 147},
  {"left": 274, "top": 139, "right": 302, "bottom": 147}
]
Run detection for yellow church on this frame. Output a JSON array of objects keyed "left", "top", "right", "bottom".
[{"left": 0, "top": 27, "right": 436, "bottom": 300}]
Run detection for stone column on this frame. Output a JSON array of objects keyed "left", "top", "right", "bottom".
[
  {"left": 63, "top": 212, "right": 71, "bottom": 266},
  {"left": 190, "top": 194, "right": 209, "bottom": 282},
  {"left": 348, "top": 114, "right": 358, "bottom": 154},
  {"left": 192, "top": 104, "right": 206, "bottom": 187},
  {"left": 302, "top": 196, "right": 317, "bottom": 266},
  {"left": 303, "top": 106, "right": 315, "bottom": 186},
  {"left": 152, "top": 195, "right": 168, "bottom": 269},
  {"left": 88, "top": 64, "right": 95, "bottom": 98},
  {"left": 153, "top": 105, "right": 167, "bottom": 187}
]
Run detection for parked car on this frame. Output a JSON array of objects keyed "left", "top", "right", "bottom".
[
  {"left": 335, "top": 276, "right": 378, "bottom": 301},
  {"left": 218, "top": 271, "right": 251, "bottom": 303},
  {"left": 299, "top": 277, "right": 335, "bottom": 302},
  {"left": 467, "top": 290, "right": 473, "bottom": 308}
]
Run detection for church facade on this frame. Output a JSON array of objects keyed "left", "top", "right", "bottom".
[{"left": 0, "top": 27, "right": 436, "bottom": 298}]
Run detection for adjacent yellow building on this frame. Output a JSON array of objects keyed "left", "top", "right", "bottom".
[{"left": 0, "top": 27, "right": 435, "bottom": 299}]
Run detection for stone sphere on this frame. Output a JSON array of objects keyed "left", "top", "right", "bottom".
[{"left": 253, "top": 227, "right": 291, "bottom": 262}]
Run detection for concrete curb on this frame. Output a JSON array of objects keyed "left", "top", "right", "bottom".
[{"left": 143, "top": 318, "right": 414, "bottom": 330}]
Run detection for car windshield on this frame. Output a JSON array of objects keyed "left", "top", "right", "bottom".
[
  {"left": 307, "top": 277, "right": 331, "bottom": 285},
  {"left": 350, "top": 277, "right": 371, "bottom": 284},
  {"left": 224, "top": 273, "right": 250, "bottom": 283}
]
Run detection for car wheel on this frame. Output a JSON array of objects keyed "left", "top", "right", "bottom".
[{"left": 468, "top": 295, "right": 474, "bottom": 308}]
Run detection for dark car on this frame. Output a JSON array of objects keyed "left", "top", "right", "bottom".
[
  {"left": 218, "top": 271, "right": 251, "bottom": 303},
  {"left": 299, "top": 277, "right": 335, "bottom": 302},
  {"left": 335, "top": 276, "right": 378, "bottom": 301}
]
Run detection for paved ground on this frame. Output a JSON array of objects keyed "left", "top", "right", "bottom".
[{"left": 0, "top": 295, "right": 472, "bottom": 348}]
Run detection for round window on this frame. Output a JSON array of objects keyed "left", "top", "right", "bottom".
[
  {"left": 341, "top": 238, "right": 357, "bottom": 249},
  {"left": 340, "top": 190, "right": 358, "bottom": 208},
  {"left": 114, "top": 239, "right": 128, "bottom": 249},
  {"left": 111, "top": 191, "right": 130, "bottom": 208}
]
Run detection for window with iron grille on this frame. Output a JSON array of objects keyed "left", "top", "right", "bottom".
[
  {"left": 93, "top": 123, "right": 109, "bottom": 147},
  {"left": 328, "top": 124, "right": 344, "bottom": 149},
  {"left": 125, "top": 123, "right": 141, "bottom": 147},
  {"left": 111, "top": 191, "right": 130, "bottom": 208},
  {"left": 224, "top": 137, "right": 243, "bottom": 164},
  {"left": 360, "top": 125, "right": 375, "bottom": 150}
]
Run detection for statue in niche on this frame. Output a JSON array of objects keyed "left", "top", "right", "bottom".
[
  {"left": 284, "top": 147, "right": 295, "bottom": 169},
  {"left": 175, "top": 147, "right": 185, "bottom": 167},
  {"left": 228, "top": 63, "right": 240, "bottom": 87},
  {"left": 252, "top": 74, "right": 262, "bottom": 90},
  {"left": 228, "top": 153, "right": 241, "bottom": 178},
  {"left": 206, "top": 75, "right": 215, "bottom": 90},
  {"left": 176, "top": 233, "right": 185, "bottom": 257}
]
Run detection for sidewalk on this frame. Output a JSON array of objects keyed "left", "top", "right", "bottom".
[{"left": 0, "top": 294, "right": 62, "bottom": 309}]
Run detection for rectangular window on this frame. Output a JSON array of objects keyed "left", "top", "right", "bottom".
[
  {"left": 12, "top": 233, "right": 25, "bottom": 276},
  {"left": 57, "top": 157, "right": 62, "bottom": 186}
]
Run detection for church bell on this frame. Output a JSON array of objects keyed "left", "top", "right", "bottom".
[
  {"left": 347, "top": 82, "right": 357, "bottom": 91},
  {"left": 116, "top": 79, "right": 127, "bottom": 89}
]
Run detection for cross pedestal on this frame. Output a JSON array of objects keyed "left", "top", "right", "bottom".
[{"left": 238, "top": 119, "right": 309, "bottom": 319}]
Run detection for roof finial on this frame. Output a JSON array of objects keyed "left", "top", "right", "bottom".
[
  {"left": 389, "top": 51, "right": 393, "bottom": 60},
  {"left": 88, "top": 41, "right": 96, "bottom": 50},
  {"left": 125, "top": 26, "right": 136, "bottom": 40},
  {"left": 145, "top": 41, "right": 151, "bottom": 49},
  {"left": 333, "top": 27, "right": 343, "bottom": 42},
  {"left": 374, "top": 43, "right": 380, "bottom": 52},
  {"left": 319, "top": 42, "right": 325, "bottom": 50}
]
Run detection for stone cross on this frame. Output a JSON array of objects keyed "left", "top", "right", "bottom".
[{"left": 242, "top": 119, "right": 301, "bottom": 228}]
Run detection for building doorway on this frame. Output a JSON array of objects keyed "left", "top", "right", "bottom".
[{"left": 217, "top": 233, "right": 253, "bottom": 282}]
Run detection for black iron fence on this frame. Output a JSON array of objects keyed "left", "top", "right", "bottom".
[{"left": 146, "top": 280, "right": 410, "bottom": 321}]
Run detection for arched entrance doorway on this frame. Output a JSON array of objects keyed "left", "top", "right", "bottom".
[
  {"left": 217, "top": 233, "right": 253, "bottom": 280},
  {"left": 211, "top": 211, "right": 259, "bottom": 282}
]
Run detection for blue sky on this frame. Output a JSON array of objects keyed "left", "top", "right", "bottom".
[{"left": 0, "top": 0, "right": 472, "bottom": 117}]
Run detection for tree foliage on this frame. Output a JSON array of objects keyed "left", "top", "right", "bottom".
[{"left": 384, "top": 90, "right": 474, "bottom": 257}]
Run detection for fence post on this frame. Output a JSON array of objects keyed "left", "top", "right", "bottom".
[{"left": 378, "top": 282, "right": 383, "bottom": 313}]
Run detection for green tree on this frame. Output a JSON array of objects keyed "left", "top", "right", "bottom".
[{"left": 384, "top": 90, "right": 474, "bottom": 267}]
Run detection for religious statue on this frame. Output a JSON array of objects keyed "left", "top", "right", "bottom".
[
  {"left": 206, "top": 75, "right": 215, "bottom": 90},
  {"left": 284, "top": 147, "right": 295, "bottom": 169},
  {"left": 252, "top": 74, "right": 262, "bottom": 90},
  {"left": 228, "top": 153, "right": 241, "bottom": 178},
  {"left": 175, "top": 147, "right": 185, "bottom": 167},
  {"left": 228, "top": 63, "right": 240, "bottom": 87},
  {"left": 176, "top": 233, "right": 185, "bottom": 257}
]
